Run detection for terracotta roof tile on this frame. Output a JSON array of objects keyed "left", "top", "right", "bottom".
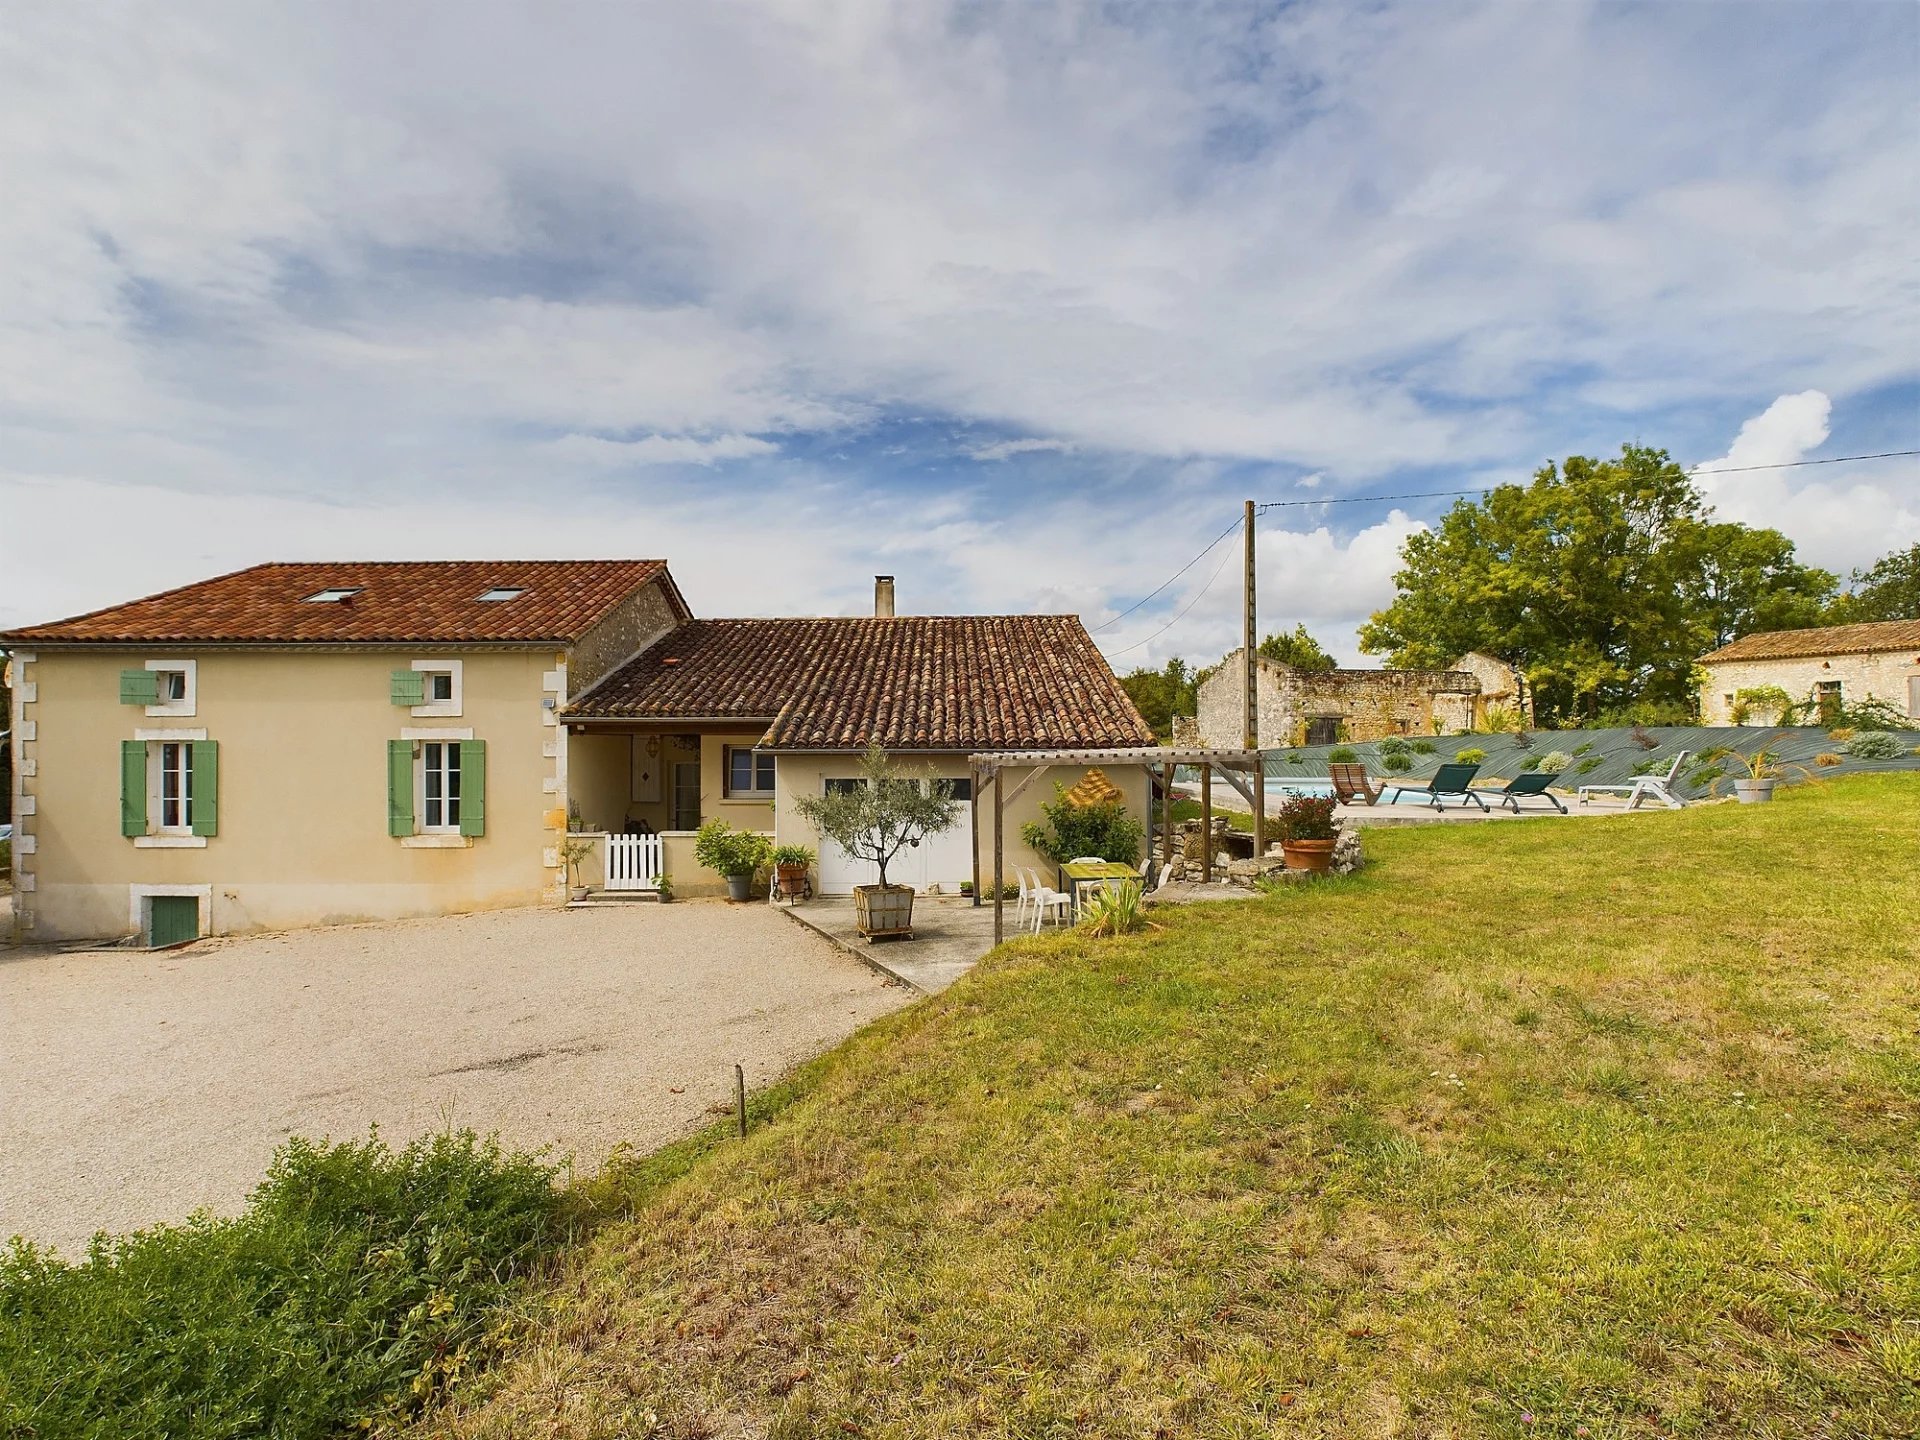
[
  {"left": 0, "top": 561, "right": 672, "bottom": 646},
  {"left": 1700, "top": 618, "right": 1920, "bottom": 664},
  {"left": 568, "top": 616, "right": 1154, "bottom": 751}
]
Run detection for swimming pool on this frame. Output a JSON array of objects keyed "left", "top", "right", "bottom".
[{"left": 1264, "top": 779, "right": 1438, "bottom": 807}]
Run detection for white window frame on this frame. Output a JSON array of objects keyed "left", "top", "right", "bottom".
[
  {"left": 150, "top": 739, "right": 194, "bottom": 835},
  {"left": 144, "top": 658, "right": 196, "bottom": 717},
  {"left": 417, "top": 739, "right": 463, "bottom": 834},
  {"left": 410, "top": 658, "right": 463, "bottom": 718},
  {"left": 724, "top": 745, "right": 777, "bottom": 797}
]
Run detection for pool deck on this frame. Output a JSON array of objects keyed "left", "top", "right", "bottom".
[{"left": 1183, "top": 785, "right": 1674, "bottom": 827}]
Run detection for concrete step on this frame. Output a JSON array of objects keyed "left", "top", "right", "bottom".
[{"left": 567, "top": 889, "right": 663, "bottom": 907}]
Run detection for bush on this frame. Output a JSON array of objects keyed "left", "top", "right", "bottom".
[
  {"left": 1410, "top": 739, "right": 1436, "bottom": 754},
  {"left": 1022, "top": 788, "right": 1143, "bottom": 865},
  {"left": 1327, "top": 745, "right": 1359, "bottom": 764},
  {"left": 1078, "top": 881, "right": 1155, "bottom": 937},
  {"left": 1381, "top": 752, "right": 1413, "bottom": 772},
  {"left": 1815, "top": 752, "right": 1844, "bottom": 767},
  {"left": 1519, "top": 755, "right": 1543, "bottom": 772},
  {"left": 1277, "top": 794, "right": 1338, "bottom": 842},
  {"left": 0, "top": 1130, "right": 559, "bottom": 1439},
  {"left": 1591, "top": 700, "right": 1695, "bottom": 727},
  {"left": 1377, "top": 736, "right": 1411, "bottom": 757},
  {"left": 1629, "top": 756, "right": 1671, "bottom": 776},
  {"left": 771, "top": 843, "right": 816, "bottom": 868},
  {"left": 1844, "top": 730, "right": 1907, "bottom": 759},
  {"left": 1571, "top": 742, "right": 1593, "bottom": 756},
  {"left": 1538, "top": 750, "right": 1574, "bottom": 774},
  {"left": 1575, "top": 755, "right": 1605, "bottom": 774},
  {"left": 1454, "top": 747, "right": 1487, "bottom": 765},
  {"left": 1729, "top": 685, "right": 1793, "bottom": 726},
  {"left": 692, "top": 819, "right": 773, "bottom": 878}
]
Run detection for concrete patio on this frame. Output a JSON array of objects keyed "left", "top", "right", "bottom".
[{"left": 781, "top": 894, "right": 1002, "bottom": 995}]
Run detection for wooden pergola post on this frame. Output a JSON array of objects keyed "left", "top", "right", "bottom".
[
  {"left": 1251, "top": 755, "right": 1266, "bottom": 862},
  {"left": 1200, "top": 764, "right": 1214, "bottom": 884},
  {"left": 1160, "top": 760, "right": 1174, "bottom": 874},
  {"left": 992, "top": 762, "right": 1005, "bottom": 944},
  {"left": 969, "top": 763, "right": 980, "bottom": 907}
]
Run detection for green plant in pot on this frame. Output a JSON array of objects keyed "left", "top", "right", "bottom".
[
  {"left": 1710, "top": 734, "right": 1810, "bottom": 805},
  {"left": 791, "top": 744, "right": 960, "bottom": 938},
  {"left": 1277, "top": 793, "right": 1339, "bottom": 874},
  {"left": 771, "top": 843, "right": 815, "bottom": 902},
  {"left": 692, "top": 819, "right": 773, "bottom": 901},
  {"left": 557, "top": 833, "right": 598, "bottom": 902}
]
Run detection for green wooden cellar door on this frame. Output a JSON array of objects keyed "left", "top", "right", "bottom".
[{"left": 148, "top": 895, "right": 200, "bottom": 947}]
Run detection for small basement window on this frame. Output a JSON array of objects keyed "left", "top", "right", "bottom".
[
  {"left": 304, "top": 587, "right": 363, "bottom": 603},
  {"left": 477, "top": 587, "right": 524, "bottom": 602}
]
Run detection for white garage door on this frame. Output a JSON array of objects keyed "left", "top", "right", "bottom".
[{"left": 812, "top": 784, "right": 972, "bottom": 896}]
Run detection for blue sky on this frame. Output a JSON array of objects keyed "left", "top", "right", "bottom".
[{"left": 2, "top": 0, "right": 1915, "bottom": 667}]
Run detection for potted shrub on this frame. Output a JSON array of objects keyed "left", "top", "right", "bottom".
[
  {"left": 792, "top": 744, "right": 961, "bottom": 939},
  {"left": 558, "top": 834, "right": 598, "bottom": 902},
  {"left": 771, "top": 843, "right": 815, "bottom": 901},
  {"left": 1713, "top": 736, "right": 1806, "bottom": 804},
  {"left": 1277, "top": 793, "right": 1339, "bottom": 873},
  {"left": 693, "top": 819, "right": 772, "bottom": 901}
]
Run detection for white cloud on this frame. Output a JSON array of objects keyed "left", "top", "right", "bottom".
[
  {"left": 967, "top": 438, "right": 1075, "bottom": 462},
  {"left": 547, "top": 433, "right": 780, "bottom": 467}
]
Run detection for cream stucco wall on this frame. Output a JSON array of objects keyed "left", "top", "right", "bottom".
[
  {"left": 16, "top": 647, "right": 561, "bottom": 941},
  {"left": 1698, "top": 650, "right": 1920, "bottom": 725}
]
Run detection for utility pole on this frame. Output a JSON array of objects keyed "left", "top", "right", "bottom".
[{"left": 1244, "top": 499, "right": 1265, "bottom": 861}]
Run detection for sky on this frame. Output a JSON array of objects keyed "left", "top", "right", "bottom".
[{"left": 2, "top": 0, "right": 1916, "bottom": 669}]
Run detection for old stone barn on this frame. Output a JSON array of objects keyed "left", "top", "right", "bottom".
[{"left": 1184, "top": 648, "right": 1524, "bottom": 747}]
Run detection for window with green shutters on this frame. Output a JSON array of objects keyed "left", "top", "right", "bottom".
[
  {"left": 388, "top": 739, "right": 414, "bottom": 836},
  {"left": 190, "top": 741, "right": 219, "bottom": 837},
  {"left": 458, "top": 740, "right": 486, "bottom": 837},
  {"left": 121, "top": 740, "right": 147, "bottom": 836},
  {"left": 120, "top": 669, "right": 159, "bottom": 705},
  {"left": 120, "top": 738, "right": 218, "bottom": 837},
  {"left": 390, "top": 670, "right": 426, "bottom": 706},
  {"left": 387, "top": 738, "right": 485, "bottom": 838}
]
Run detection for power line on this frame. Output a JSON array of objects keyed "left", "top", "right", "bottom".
[
  {"left": 1256, "top": 486, "right": 1488, "bottom": 512},
  {"left": 1099, "top": 526, "right": 1242, "bottom": 660},
  {"left": 1086, "top": 514, "right": 1244, "bottom": 634},
  {"left": 1687, "top": 449, "right": 1918, "bottom": 474}
]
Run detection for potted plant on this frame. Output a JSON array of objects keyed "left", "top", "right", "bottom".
[
  {"left": 693, "top": 819, "right": 773, "bottom": 901},
  {"left": 771, "top": 843, "right": 815, "bottom": 902},
  {"left": 1277, "top": 793, "right": 1338, "bottom": 873},
  {"left": 1713, "top": 735, "right": 1806, "bottom": 804},
  {"left": 792, "top": 743, "right": 961, "bottom": 939},
  {"left": 656, "top": 871, "right": 674, "bottom": 903},
  {"left": 558, "top": 833, "right": 598, "bottom": 902}
]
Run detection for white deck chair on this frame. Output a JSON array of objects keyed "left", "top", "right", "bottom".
[
  {"left": 1577, "top": 750, "right": 1690, "bottom": 810},
  {"left": 1021, "top": 867, "right": 1071, "bottom": 933}
]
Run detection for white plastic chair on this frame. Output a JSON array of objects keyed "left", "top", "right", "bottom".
[
  {"left": 1013, "top": 867, "right": 1035, "bottom": 927},
  {"left": 1021, "top": 867, "right": 1071, "bottom": 933},
  {"left": 1577, "top": 750, "right": 1690, "bottom": 810}
]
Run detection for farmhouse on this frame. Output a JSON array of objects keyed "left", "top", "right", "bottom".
[
  {"left": 1186, "top": 647, "right": 1525, "bottom": 748},
  {"left": 1697, "top": 618, "right": 1920, "bottom": 725},
  {"left": 3, "top": 566, "right": 1151, "bottom": 944}
]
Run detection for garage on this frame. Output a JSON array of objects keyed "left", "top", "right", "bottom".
[{"left": 813, "top": 780, "right": 973, "bottom": 895}]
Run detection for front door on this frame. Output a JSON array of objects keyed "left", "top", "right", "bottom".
[{"left": 671, "top": 762, "right": 701, "bottom": 831}]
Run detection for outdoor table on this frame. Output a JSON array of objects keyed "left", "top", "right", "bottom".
[{"left": 1057, "top": 861, "right": 1140, "bottom": 916}]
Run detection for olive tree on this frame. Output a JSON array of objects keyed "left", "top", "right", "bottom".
[{"left": 791, "top": 743, "right": 960, "bottom": 889}]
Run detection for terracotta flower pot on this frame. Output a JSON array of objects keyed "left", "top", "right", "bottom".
[
  {"left": 1281, "top": 838, "right": 1337, "bottom": 873},
  {"left": 776, "top": 864, "right": 811, "bottom": 900}
]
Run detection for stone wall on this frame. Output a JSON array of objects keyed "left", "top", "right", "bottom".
[
  {"left": 1698, "top": 649, "right": 1920, "bottom": 725},
  {"left": 1195, "top": 648, "right": 1486, "bottom": 747}
]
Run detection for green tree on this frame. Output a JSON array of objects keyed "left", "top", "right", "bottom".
[
  {"left": 1359, "top": 444, "right": 1833, "bottom": 724},
  {"left": 1256, "top": 623, "right": 1337, "bottom": 671},
  {"left": 1117, "top": 658, "right": 1197, "bottom": 740},
  {"left": 1829, "top": 542, "right": 1920, "bottom": 622},
  {"left": 790, "top": 744, "right": 959, "bottom": 888}
]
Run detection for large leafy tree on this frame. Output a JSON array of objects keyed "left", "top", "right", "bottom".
[
  {"left": 1829, "top": 542, "right": 1920, "bottom": 622},
  {"left": 1256, "top": 623, "right": 1337, "bottom": 671},
  {"left": 1116, "top": 658, "right": 1198, "bottom": 740},
  {"left": 1359, "top": 444, "right": 1835, "bottom": 723}
]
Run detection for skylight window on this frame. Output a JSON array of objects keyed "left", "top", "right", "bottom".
[
  {"left": 304, "top": 587, "right": 363, "bottom": 603},
  {"left": 477, "top": 587, "right": 525, "bottom": 602}
]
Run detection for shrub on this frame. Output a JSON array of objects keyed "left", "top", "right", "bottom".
[
  {"left": 1814, "top": 752, "right": 1844, "bottom": 767},
  {"left": 1571, "top": 742, "right": 1594, "bottom": 756},
  {"left": 1629, "top": 757, "right": 1668, "bottom": 776},
  {"left": 0, "top": 1130, "right": 559, "bottom": 1438},
  {"left": 1326, "top": 745, "right": 1359, "bottom": 764},
  {"left": 1410, "top": 739, "right": 1436, "bottom": 754},
  {"left": 1729, "top": 685, "right": 1793, "bottom": 726},
  {"left": 1454, "top": 747, "right": 1487, "bottom": 765},
  {"left": 1575, "top": 755, "right": 1604, "bottom": 774},
  {"left": 1845, "top": 730, "right": 1907, "bottom": 760},
  {"left": 1826, "top": 725, "right": 1855, "bottom": 742},
  {"left": 1078, "top": 881, "right": 1157, "bottom": 937},
  {"left": 1381, "top": 752, "right": 1414, "bottom": 772},
  {"left": 1022, "top": 788, "right": 1143, "bottom": 865},
  {"left": 692, "top": 819, "right": 773, "bottom": 878},
  {"left": 1377, "top": 736, "right": 1411, "bottom": 757},
  {"left": 771, "top": 843, "right": 816, "bottom": 868},
  {"left": 1592, "top": 700, "right": 1695, "bottom": 728},
  {"left": 1519, "top": 755, "right": 1543, "bottom": 772},
  {"left": 1538, "top": 750, "right": 1574, "bottom": 773},
  {"left": 1277, "top": 794, "right": 1338, "bottom": 842},
  {"left": 1687, "top": 764, "right": 1725, "bottom": 789}
]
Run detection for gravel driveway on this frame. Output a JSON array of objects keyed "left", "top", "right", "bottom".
[{"left": 0, "top": 903, "right": 908, "bottom": 1254}]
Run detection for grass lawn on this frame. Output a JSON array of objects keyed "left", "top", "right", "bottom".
[{"left": 423, "top": 777, "right": 1919, "bottom": 1439}]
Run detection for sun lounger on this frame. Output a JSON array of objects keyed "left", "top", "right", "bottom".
[
  {"left": 1577, "top": 751, "right": 1690, "bottom": 810},
  {"left": 1383, "top": 761, "right": 1489, "bottom": 812},
  {"left": 1485, "top": 770, "right": 1568, "bottom": 814},
  {"left": 1328, "top": 762, "right": 1385, "bottom": 806}
]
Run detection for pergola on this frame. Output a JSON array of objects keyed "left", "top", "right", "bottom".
[{"left": 967, "top": 746, "right": 1268, "bottom": 944}]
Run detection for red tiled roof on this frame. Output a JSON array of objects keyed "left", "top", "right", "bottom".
[
  {"left": 1700, "top": 618, "right": 1920, "bottom": 664},
  {"left": 567, "top": 616, "right": 1154, "bottom": 751},
  {"left": 0, "top": 561, "right": 675, "bottom": 646}
]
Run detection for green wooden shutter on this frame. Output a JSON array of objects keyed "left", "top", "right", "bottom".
[
  {"left": 120, "top": 669, "right": 159, "bottom": 705},
  {"left": 390, "top": 670, "right": 425, "bottom": 705},
  {"left": 458, "top": 740, "right": 486, "bottom": 837},
  {"left": 190, "top": 740, "right": 219, "bottom": 837},
  {"left": 388, "top": 739, "right": 414, "bottom": 837},
  {"left": 121, "top": 740, "right": 148, "bottom": 836}
]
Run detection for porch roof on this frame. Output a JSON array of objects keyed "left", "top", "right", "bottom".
[{"left": 565, "top": 615, "right": 1154, "bottom": 751}]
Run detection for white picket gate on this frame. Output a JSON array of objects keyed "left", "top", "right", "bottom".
[{"left": 603, "top": 832, "right": 663, "bottom": 891}]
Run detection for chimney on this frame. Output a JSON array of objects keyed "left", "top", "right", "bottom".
[{"left": 874, "top": 575, "right": 896, "bottom": 618}]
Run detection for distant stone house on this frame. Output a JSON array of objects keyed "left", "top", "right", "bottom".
[
  {"left": 1697, "top": 619, "right": 1920, "bottom": 725},
  {"left": 1188, "top": 648, "right": 1524, "bottom": 748}
]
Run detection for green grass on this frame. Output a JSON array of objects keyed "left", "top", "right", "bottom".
[
  {"left": 1, "top": 1131, "right": 561, "bottom": 1438},
  {"left": 1170, "top": 796, "right": 1254, "bottom": 832},
  {"left": 421, "top": 776, "right": 1920, "bottom": 1439}
]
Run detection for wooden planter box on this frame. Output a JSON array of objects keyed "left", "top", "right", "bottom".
[{"left": 853, "top": 883, "right": 915, "bottom": 940}]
